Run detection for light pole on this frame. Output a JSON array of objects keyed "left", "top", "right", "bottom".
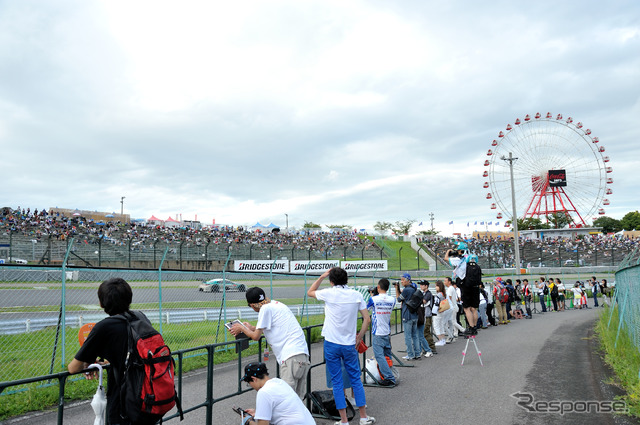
[
  {"left": 120, "top": 196, "right": 125, "bottom": 216},
  {"left": 501, "top": 152, "right": 521, "bottom": 274},
  {"left": 429, "top": 212, "right": 435, "bottom": 232},
  {"left": 285, "top": 214, "right": 288, "bottom": 233}
]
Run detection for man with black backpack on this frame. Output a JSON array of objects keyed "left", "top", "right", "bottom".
[
  {"left": 394, "top": 273, "right": 421, "bottom": 361},
  {"left": 68, "top": 278, "right": 180, "bottom": 425}
]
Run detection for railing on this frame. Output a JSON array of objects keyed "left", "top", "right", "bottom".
[
  {"left": 0, "top": 310, "right": 405, "bottom": 425},
  {"left": 610, "top": 248, "right": 640, "bottom": 349}
]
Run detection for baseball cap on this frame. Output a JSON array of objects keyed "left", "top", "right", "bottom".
[
  {"left": 455, "top": 241, "right": 468, "bottom": 251},
  {"left": 245, "top": 287, "right": 266, "bottom": 304},
  {"left": 242, "top": 362, "right": 268, "bottom": 383},
  {"left": 401, "top": 273, "right": 411, "bottom": 280},
  {"left": 419, "top": 280, "right": 430, "bottom": 286}
]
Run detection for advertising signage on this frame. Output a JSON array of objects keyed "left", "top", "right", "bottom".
[{"left": 548, "top": 169, "right": 567, "bottom": 187}]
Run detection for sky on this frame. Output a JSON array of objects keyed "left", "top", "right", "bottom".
[{"left": 1, "top": 0, "right": 638, "bottom": 235}]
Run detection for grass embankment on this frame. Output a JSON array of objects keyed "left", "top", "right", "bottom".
[
  {"left": 378, "top": 239, "right": 422, "bottom": 271},
  {"left": 596, "top": 305, "right": 640, "bottom": 417}
]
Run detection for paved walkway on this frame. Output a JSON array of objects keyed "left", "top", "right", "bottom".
[{"left": 7, "top": 306, "right": 638, "bottom": 425}]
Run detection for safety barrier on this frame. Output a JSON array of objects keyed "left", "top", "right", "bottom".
[{"left": 0, "top": 310, "right": 406, "bottom": 424}]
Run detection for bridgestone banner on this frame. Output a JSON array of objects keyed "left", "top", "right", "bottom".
[
  {"left": 340, "top": 260, "right": 388, "bottom": 273},
  {"left": 289, "top": 260, "right": 340, "bottom": 274},
  {"left": 234, "top": 260, "right": 289, "bottom": 272}
]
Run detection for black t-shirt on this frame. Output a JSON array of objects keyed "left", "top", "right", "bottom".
[{"left": 75, "top": 315, "right": 130, "bottom": 424}]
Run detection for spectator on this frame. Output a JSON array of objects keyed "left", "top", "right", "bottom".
[
  {"left": 478, "top": 284, "right": 488, "bottom": 328},
  {"left": 572, "top": 282, "right": 584, "bottom": 309},
  {"left": 444, "top": 277, "right": 466, "bottom": 342},
  {"left": 67, "top": 278, "right": 154, "bottom": 424},
  {"left": 415, "top": 281, "right": 434, "bottom": 358},
  {"left": 556, "top": 278, "right": 566, "bottom": 311},
  {"left": 307, "top": 267, "right": 375, "bottom": 425},
  {"left": 522, "top": 279, "right": 533, "bottom": 319},
  {"left": 366, "top": 278, "right": 397, "bottom": 386},
  {"left": 395, "top": 273, "right": 421, "bottom": 361},
  {"left": 537, "top": 277, "right": 548, "bottom": 313},
  {"left": 230, "top": 287, "right": 310, "bottom": 398},
  {"left": 483, "top": 283, "right": 496, "bottom": 326},
  {"left": 240, "top": 362, "right": 315, "bottom": 425},
  {"left": 548, "top": 278, "right": 559, "bottom": 311},
  {"left": 590, "top": 276, "right": 600, "bottom": 308},
  {"left": 432, "top": 281, "right": 448, "bottom": 347},
  {"left": 493, "top": 278, "right": 508, "bottom": 325},
  {"left": 419, "top": 280, "right": 438, "bottom": 354}
]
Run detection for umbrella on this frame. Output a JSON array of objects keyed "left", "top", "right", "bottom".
[
  {"left": 88, "top": 363, "right": 106, "bottom": 425},
  {"left": 105, "top": 213, "right": 115, "bottom": 218}
]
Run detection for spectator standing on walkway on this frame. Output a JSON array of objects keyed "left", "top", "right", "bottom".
[
  {"left": 505, "top": 279, "right": 515, "bottom": 319},
  {"left": 483, "top": 283, "right": 496, "bottom": 326},
  {"left": 230, "top": 287, "right": 310, "bottom": 398},
  {"left": 415, "top": 281, "right": 434, "bottom": 358},
  {"left": 419, "top": 280, "right": 437, "bottom": 353},
  {"left": 548, "top": 278, "right": 559, "bottom": 311},
  {"left": 478, "top": 285, "right": 488, "bottom": 328},
  {"left": 444, "top": 277, "right": 466, "bottom": 341},
  {"left": 307, "top": 267, "right": 376, "bottom": 425},
  {"left": 572, "top": 282, "right": 584, "bottom": 309},
  {"left": 556, "top": 278, "right": 566, "bottom": 311},
  {"left": 537, "top": 278, "right": 548, "bottom": 312},
  {"left": 590, "top": 276, "right": 600, "bottom": 307},
  {"left": 366, "top": 278, "right": 397, "bottom": 386},
  {"left": 68, "top": 278, "right": 158, "bottom": 425},
  {"left": 240, "top": 362, "right": 315, "bottom": 425},
  {"left": 522, "top": 279, "right": 533, "bottom": 319},
  {"left": 395, "top": 273, "right": 421, "bottom": 360},
  {"left": 433, "top": 281, "right": 448, "bottom": 347},
  {"left": 493, "top": 278, "right": 509, "bottom": 324}
]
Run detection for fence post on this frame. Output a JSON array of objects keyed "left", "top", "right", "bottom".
[
  {"left": 158, "top": 247, "right": 170, "bottom": 334},
  {"left": 399, "top": 247, "right": 403, "bottom": 271},
  {"left": 614, "top": 288, "right": 629, "bottom": 349}
]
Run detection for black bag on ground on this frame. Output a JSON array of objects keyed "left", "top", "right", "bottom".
[{"left": 307, "top": 390, "right": 355, "bottom": 421}]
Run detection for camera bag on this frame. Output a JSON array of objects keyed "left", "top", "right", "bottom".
[{"left": 307, "top": 390, "right": 355, "bottom": 421}]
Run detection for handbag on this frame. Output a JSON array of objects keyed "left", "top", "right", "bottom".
[{"left": 438, "top": 298, "right": 450, "bottom": 313}]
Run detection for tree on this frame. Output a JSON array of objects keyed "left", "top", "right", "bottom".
[
  {"left": 620, "top": 211, "right": 640, "bottom": 231},
  {"left": 516, "top": 217, "right": 549, "bottom": 230},
  {"left": 416, "top": 229, "right": 440, "bottom": 236},
  {"left": 592, "top": 216, "right": 622, "bottom": 234},
  {"left": 391, "top": 219, "right": 416, "bottom": 235},
  {"left": 326, "top": 224, "right": 351, "bottom": 232},
  {"left": 373, "top": 221, "right": 393, "bottom": 235},
  {"left": 302, "top": 221, "right": 322, "bottom": 229},
  {"left": 546, "top": 212, "right": 571, "bottom": 229}
]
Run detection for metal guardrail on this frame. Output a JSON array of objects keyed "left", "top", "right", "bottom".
[{"left": 0, "top": 304, "right": 326, "bottom": 335}]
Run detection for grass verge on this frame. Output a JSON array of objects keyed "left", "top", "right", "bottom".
[{"left": 595, "top": 304, "right": 640, "bottom": 417}]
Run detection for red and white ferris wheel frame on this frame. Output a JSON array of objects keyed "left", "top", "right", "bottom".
[{"left": 483, "top": 112, "right": 612, "bottom": 228}]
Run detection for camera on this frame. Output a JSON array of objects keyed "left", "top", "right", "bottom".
[
  {"left": 448, "top": 249, "right": 461, "bottom": 257},
  {"left": 369, "top": 286, "right": 379, "bottom": 297}
]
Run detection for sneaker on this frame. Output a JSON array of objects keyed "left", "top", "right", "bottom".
[
  {"left": 379, "top": 379, "right": 396, "bottom": 387},
  {"left": 435, "top": 340, "right": 446, "bottom": 346},
  {"left": 402, "top": 355, "right": 412, "bottom": 360},
  {"left": 445, "top": 337, "right": 452, "bottom": 344},
  {"left": 360, "top": 416, "right": 376, "bottom": 424},
  {"left": 424, "top": 351, "right": 433, "bottom": 358},
  {"left": 412, "top": 356, "right": 422, "bottom": 360}
]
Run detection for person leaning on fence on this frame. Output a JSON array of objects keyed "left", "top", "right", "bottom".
[
  {"left": 239, "top": 362, "right": 315, "bottom": 425},
  {"left": 366, "top": 278, "right": 398, "bottom": 385},
  {"left": 230, "top": 287, "right": 310, "bottom": 398},
  {"left": 67, "top": 277, "right": 146, "bottom": 425},
  {"left": 307, "top": 267, "right": 376, "bottom": 425}
]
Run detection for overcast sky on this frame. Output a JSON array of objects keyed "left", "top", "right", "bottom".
[{"left": 1, "top": 0, "right": 638, "bottom": 235}]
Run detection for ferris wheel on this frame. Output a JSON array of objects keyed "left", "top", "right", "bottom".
[{"left": 483, "top": 112, "right": 612, "bottom": 228}]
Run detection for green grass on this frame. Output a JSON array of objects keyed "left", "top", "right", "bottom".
[
  {"left": 596, "top": 305, "right": 640, "bottom": 418},
  {"left": 379, "top": 240, "right": 422, "bottom": 271}
]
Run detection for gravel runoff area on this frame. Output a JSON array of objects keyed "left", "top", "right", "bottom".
[{"left": 8, "top": 306, "right": 638, "bottom": 425}]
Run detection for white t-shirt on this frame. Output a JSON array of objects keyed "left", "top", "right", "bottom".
[
  {"left": 446, "top": 285, "right": 458, "bottom": 313},
  {"left": 256, "top": 301, "right": 309, "bottom": 363},
  {"left": 316, "top": 286, "right": 367, "bottom": 346},
  {"left": 368, "top": 293, "right": 396, "bottom": 336},
  {"left": 254, "top": 378, "right": 315, "bottom": 425},
  {"left": 449, "top": 255, "right": 468, "bottom": 280}
]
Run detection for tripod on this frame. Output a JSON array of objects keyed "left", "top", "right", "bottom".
[{"left": 461, "top": 335, "right": 483, "bottom": 366}]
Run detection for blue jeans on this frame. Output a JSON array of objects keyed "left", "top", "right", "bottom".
[
  {"left": 416, "top": 323, "right": 432, "bottom": 353},
  {"left": 324, "top": 340, "right": 366, "bottom": 410},
  {"left": 402, "top": 318, "right": 419, "bottom": 358},
  {"left": 372, "top": 334, "right": 395, "bottom": 382},
  {"left": 593, "top": 292, "right": 599, "bottom": 307}
]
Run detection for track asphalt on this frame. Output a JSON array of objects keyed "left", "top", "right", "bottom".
[{"left": 7, "top": 306, "right": 638, "bottom": 425}]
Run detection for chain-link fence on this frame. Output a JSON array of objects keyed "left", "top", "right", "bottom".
[
  {"left": 610, "top": 247, "right": 640, "bottom": 348},
  {"left": 0, "top": 255, "right": 395, "bottom": 388}
]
